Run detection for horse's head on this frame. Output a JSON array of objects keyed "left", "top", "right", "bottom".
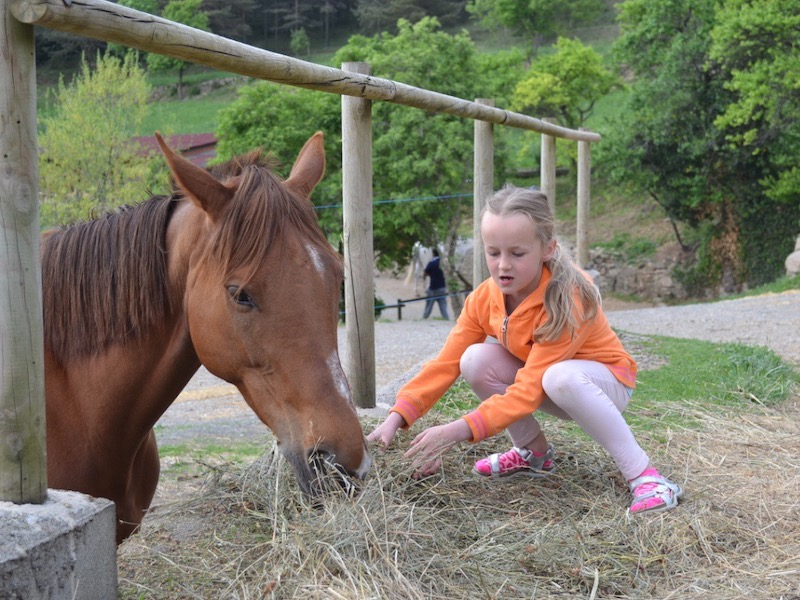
[{"left": 156, "top": 132, "right": 370, "bottom": 495}]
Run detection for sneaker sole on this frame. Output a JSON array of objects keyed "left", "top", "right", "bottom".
[{"left": 472, "top": 465, "right": 556, "bottom": 480}]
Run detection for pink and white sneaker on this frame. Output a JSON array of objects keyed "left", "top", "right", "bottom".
[
  {"left": 628, "top": 468, "right": 683, "bottom": 513},
  {"left": 473, "top": 445, "right": 556, "bottom": 479}
]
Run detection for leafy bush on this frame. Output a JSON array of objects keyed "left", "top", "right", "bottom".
[{"left": 39, "top": 51, "right": 160, "bottom": 226}]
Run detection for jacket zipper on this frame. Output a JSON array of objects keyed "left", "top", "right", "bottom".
[{"left": 501, "top": 316, "right": 509, "bottom": 348}]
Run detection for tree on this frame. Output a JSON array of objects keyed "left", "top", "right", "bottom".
[
  {"left": 353, "top": 0, "right": 465, "bottom": 34},
  {"left": 510, "top": 36, "right": 619, "bottom": 130},
  {"left": 466, "top": 0, "right": 608, "bottom": 57},
  {"left": 290, "top": 27, "right": 311, "bottom": 56},
  {"left": 333, "top": 17, "right": 511, "bottom": 278},
  {"left": 35, "top": 28, "right": 104, "bottom": 69},
  {"left": 709, "top": 0, "right": 800, "bottom": 206},
  {"left": 203, "top": 0, "right": 259, "bottom": 42},
  {"left": 215, "top": 17, "right": 520, "bottom": 284},
  {"left": 116, "top": 0, "right": 158, "bottom": 13},
  {"left": 707, "top": 0, "right": 800, "bottom": 286},
  {"left": 39, "top": 51, "right": 158, "bottom": 226},
  {"left": 215, "top": 82, "right": 344, "bottom": 237},
  {"left": 146, "top": 0, "right": 210, "bottom": 99},
  {"left": 599, "top": 0, "right": 800, "bottom": 293}
]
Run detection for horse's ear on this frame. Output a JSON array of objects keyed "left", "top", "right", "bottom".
[
  {"left": 155, "top": 132, "right": 233, "bottom": 220},
  {"left": 285, "top": 131, "right": 325, "bottom": 198}
]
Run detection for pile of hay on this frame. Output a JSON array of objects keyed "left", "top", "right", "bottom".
[{"left": 119, "top": 402, "right": 800, "bottom": 599}]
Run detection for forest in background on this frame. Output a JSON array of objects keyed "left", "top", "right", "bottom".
[
  {"left": 34, "top": 0, "right": 620, "bottom": 67},
  {"left": 34, "top": 0, "right": 800, "bottom": 298}
]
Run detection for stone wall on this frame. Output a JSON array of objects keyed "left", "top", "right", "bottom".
[{"left": 587, "top": 242, "right": 692, "bottom": 303}]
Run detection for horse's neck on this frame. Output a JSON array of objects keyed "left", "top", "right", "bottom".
[{"left": 114, "top": 322, "right": 201, "bottom": 427}]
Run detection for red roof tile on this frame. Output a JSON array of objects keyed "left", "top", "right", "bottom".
[{"left": 131, "top": 133, "right": 217, "bottom": 167}]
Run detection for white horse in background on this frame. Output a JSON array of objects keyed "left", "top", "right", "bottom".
[
  {"left": 404, "top": 242, "right": 439, "bottom": 296},
  {"left": 404, "top": 239, "right": 476, "bottom": 295}
]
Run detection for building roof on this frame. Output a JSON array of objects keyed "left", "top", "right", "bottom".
[{"left": 132, "top": 133, "right": 217, "bottom": 167}]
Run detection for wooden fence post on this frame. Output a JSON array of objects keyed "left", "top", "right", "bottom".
[
  {"left": 576, "top": 136, "right": 591, "bottom": 268},
  {"left": 540, "top": 117, "right": 557, "bottom": 216},
  {"left": 341, "top": 62, "right": 375, "bottom": 409},
  {"left": 473, "top": 98, "right": 493, "bottom": 287},
  {"left": 0, "top": 2, "right": 47, "bottom": 503}
]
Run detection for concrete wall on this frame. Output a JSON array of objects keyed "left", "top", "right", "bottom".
[{"left": 0, "top": 490, "right": 117, "bottom": 600}]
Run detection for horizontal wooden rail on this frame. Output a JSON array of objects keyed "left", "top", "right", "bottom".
[{"left": 10, "top": 0, "right": 600, "bottom": 143}]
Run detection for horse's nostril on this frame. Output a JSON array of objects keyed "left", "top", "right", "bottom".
[{"left": 307, "top": 447, "right": 333, "bottom": 470}]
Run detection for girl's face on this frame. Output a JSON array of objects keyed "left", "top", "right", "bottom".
[{"left": 481, "top": 212, "right": 556, "bottom": 305}]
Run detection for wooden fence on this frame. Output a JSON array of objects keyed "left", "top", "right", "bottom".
[{"left": 0, "top": 0, "right": 599, "bottom": 503}]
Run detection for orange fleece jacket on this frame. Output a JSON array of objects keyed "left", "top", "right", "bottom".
[{"left": 391, "top": 267, "right": 638, "bottom": 443}]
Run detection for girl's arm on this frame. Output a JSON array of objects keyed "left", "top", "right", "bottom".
[{"left": 391, "top": 305, "right": 487, "bottom": 428}]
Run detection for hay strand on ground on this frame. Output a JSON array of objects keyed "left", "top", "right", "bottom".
[{"left": 119, "top": 400, "right": 800, "bottom": 599}]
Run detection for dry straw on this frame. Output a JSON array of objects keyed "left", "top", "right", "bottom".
[{"left": 119, "top": 401, "right": 800, "bottom": 599}]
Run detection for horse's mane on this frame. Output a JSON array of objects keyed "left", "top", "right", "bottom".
[
  {"left": 42, "top": 196, "right": 175, "bottom": 360},
  {"left": 42, "top": 149, "right": 337, "bottom": 361}
]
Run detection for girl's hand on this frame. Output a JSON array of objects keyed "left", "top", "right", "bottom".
[
  {"left": 367, "top": 412, "right": 407, "bottom": 449},
  {"left": 405, "top": 419, "right": 471, "bottom": 478}
]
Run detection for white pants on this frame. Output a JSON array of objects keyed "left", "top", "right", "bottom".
[{"left": 459, "top": 343, "right": 650, "bottom": 480}]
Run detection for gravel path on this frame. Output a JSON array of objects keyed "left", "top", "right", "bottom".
[
  {"left": 605, "top": 290, "right": 800, "bottom": 367},
  {"left": 155, "top": 288, "right": 799, "bottom": 447}
]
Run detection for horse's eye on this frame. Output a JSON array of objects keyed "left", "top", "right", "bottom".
[{"left": 227, "top": 285, "right": 256, "bottom": 309}]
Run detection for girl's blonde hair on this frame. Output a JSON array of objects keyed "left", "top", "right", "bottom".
[{"left": 483, "top": 184, "right": 600, "bottom": 342}]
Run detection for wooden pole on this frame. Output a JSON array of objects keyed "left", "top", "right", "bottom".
[
  {"left": 577, "top": 137, "right": 591, "bottom": 268},
  {"left": 473, "top": 98, "right": 493, "bottom": 288},
  {"left": 0, "top": 0, "right": 47, "bottom": 503},
  {"left": 540, "top": 117, "right": 557, "bottom": 216},
  {"left": 341, "top": 62, "right": 375, "bottom": 409}
]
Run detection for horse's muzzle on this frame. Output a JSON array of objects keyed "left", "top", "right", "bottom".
[
  {"left": 284, "top": 442, "right": 371, "bottom": 498},
  {"left": 308, "top": 444, "right": 372, "bottom": 497}
]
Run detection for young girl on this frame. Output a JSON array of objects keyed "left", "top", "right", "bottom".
[{"left": 368, "top": 184, "right": 682, "bottom": 514}]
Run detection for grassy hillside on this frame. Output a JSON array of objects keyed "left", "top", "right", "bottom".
[{"left": 137, "top": 81, "right": 242, "bottom": 136}]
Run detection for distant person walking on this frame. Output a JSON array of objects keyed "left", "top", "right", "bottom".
[{"left": 423, "top": 248, "right": 449, "bottom": 320}]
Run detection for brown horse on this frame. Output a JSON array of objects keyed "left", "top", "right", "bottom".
[{"left": 41, "top": 132, "right": 371, "bottom": 543}]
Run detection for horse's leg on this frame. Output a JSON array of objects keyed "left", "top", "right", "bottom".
[{"left": 118, "top": 429, "right": 160, "bottom": 543}]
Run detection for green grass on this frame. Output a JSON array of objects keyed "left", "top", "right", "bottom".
[
  {"left": 594, "top": 232, "right": 659, "bottom": 260},
  {"left": 145, "top": 66, "right": 233, "bottom": 89},
  {"left": 632, "top": 337, "right": 797, "bottom": 418},
  {"left": 585, "top": 87, "right": 629, "bottom": 131},
  {"left": 156, "top": 440, "right": 265, "bottom": 476},
  {"left": 136, "top": 83, "right": 241, "bottom": 136},
  {"left": 728, "top": 274, "right": 800, "bottom": 297}
]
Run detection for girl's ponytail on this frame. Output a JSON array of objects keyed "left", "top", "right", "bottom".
[{"left": 540, "top": 241, "right": 599, "bottom": 342}]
